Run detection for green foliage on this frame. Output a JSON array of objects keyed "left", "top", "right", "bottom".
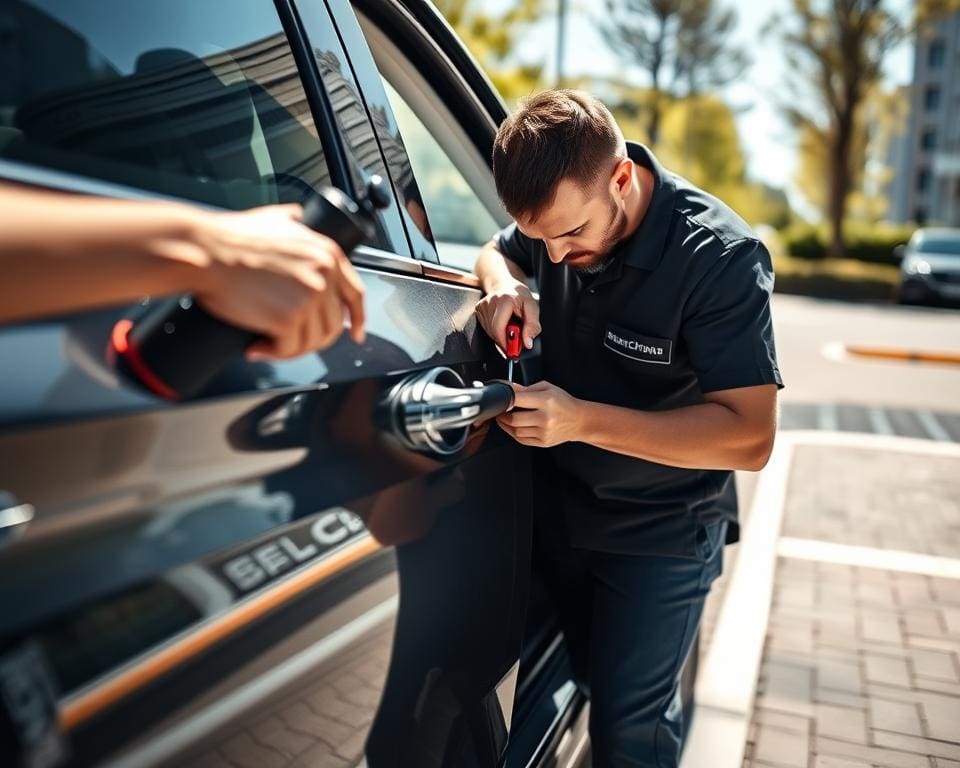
[
  {"left": 432, "top": 0, "right": 546, "bottom": 102},
  {"left": 781, "top": 220, "right": 915, "bottom": 264},
  {"left": 652, "top": 95, "right": 794, "bottom": 228}
]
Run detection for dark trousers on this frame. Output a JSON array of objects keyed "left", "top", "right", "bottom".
[{"left": 535, "top": 519, "right": 726, "bottom": 767}]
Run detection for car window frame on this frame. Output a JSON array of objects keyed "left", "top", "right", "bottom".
[
  {"left": 324, "top": 0, "right": 511, "bottom": 276},
  {"left": 0, "top": 0, "right": 421, "bottom": 272}
]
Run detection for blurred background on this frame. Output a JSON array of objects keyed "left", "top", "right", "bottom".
[{"left": 434, "top": 0, "right": 960, "bottom": 305}]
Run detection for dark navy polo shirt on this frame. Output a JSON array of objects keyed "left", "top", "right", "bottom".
[{"left": 494, "top": 142, "right": 783, "bottom": 557}]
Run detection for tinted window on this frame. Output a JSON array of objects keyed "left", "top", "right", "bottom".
[
  {"left": 381, "top": 81, "right": 499, "bottom": 271},
  {"left": 0, "top": 0, "right": 331, "bottom": 208},
  {"left": 917, "top": 236, "right": 960, "bottom": 255},
  {"left": 925, "top": 86, "right": 941, "bottom": 111},
  {"left": 928, "top": 41, "right": 945, "bottom": 68}
]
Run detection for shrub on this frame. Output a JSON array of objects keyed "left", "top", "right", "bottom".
[{"left": 781, "top": 221, "right": 914, "bottom": 265}]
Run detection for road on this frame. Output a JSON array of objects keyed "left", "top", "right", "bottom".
[{"left": 772, "top": 294, "right": 960, "bottom": 414}]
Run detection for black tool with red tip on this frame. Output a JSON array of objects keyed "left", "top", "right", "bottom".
[{"left": 112, "top": 177, "right": 391, "bottom": 400}]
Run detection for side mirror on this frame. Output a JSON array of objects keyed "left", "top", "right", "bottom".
[{"left": 893, "top": 244, "right": 906, "bottom": 263}]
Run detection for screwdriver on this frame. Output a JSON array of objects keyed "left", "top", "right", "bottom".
[{"left": 505, "top": 317, "right": 522, "bottom": 382}]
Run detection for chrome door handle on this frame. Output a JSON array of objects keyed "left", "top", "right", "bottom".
[
  {"left": 0, "top": 491, "right": 34, "bottom": 542},
  {"left": 383, "top": 367, "right": 515, "bottom": 455}
]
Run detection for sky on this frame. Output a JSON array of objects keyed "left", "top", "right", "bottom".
[{"left": 486, "top": 0, "right": 917, "bottom": 217}]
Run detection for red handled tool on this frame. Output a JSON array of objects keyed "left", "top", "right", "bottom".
[{"left": 505, "top": 317, "right": 522, "bottom": 382}]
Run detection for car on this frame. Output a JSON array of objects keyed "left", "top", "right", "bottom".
[
  {"left": 896, "top": 227, "right": 960, "bottom": 307},
  {"left": 0, "top": 2, "right": 698, "bottom": 766}
]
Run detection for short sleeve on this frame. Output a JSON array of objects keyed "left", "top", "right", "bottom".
[
  {"left": 682, "top": 239, "right": 784, "bottom": 394},
  {"left": 493, "top": 222, "right": 538, "bottom": 275}
]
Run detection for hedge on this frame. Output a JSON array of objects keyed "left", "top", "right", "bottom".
[{"left": 781, "top": 222, "right": 915, "bottom": 266}]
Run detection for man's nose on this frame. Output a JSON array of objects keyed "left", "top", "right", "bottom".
[{"left": 545, "top": 241, "right": 567, "bottom": 264}]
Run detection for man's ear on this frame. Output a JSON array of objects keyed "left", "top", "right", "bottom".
[{"left": 610, "top": 157, "right": 634, "bottom": 200}]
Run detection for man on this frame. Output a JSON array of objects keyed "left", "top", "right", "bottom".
[
  {"left": 474, "top": 90, "right": 782, "bottom": 766},
  {"left": 0, "top": 183, "right": 365, "bottom": 357}
]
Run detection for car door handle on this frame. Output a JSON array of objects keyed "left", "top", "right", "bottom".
[
  {"left": 384, "top": 367, "right": 515, "bottom": 455},
  {"left": 0, "top": 491, "right": 34, "bottom": 544}
]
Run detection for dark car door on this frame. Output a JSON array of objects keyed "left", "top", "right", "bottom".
[
  {"left": 324, "top": 3, "right": 592, "bottom": 766},
  {"left": 0, "top": 2, "right": 532, "bottom": 766}
]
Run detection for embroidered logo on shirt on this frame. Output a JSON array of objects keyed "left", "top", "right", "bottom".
[{"left": 603, "top": 323, "right": 673, "bottom": 364}]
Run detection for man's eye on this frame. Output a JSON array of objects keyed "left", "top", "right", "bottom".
[{"left": 571, "top": 227, "right": 584, "bottom": 236}]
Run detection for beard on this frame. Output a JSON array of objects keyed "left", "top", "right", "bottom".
[{"left": 566, "top": 198, "right": 629, "bottom": 274}]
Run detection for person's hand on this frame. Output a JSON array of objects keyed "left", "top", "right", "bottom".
[
  {"left": 474, "top": 280, "right": 541, "bottom": 355},
  {"left": 496, "top": 381, "right": 583, "bottom": 447},
  {"left": 190, "top": 203, "right": 365, "bottom": 359}
]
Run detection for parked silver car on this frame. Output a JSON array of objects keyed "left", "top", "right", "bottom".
[{"left": 896, "top": 228, "right": 960, "bottom": 306}]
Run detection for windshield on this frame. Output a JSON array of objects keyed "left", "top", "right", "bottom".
[{"left": 916, "top": 235, "right": 960, "bottom": 256}]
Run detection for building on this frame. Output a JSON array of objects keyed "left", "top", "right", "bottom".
[{"left": 887, "top": 10, "right": 960, "bottom": 226}]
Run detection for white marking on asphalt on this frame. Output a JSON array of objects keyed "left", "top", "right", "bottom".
[
  {"left": 916, "top": 409, "right": 952, "bottom": 442},
  {"left": 785, "top": 429, "right": 960, "bottom": 457},
  {"left": 778, "top": 537, "right": 960, "bottom": 580},
  {"left": 867, "top": 407, "right": 895, "bottom": 436},
  {"left": 820, "top": 341, "right": 848, "bottom": 363},
  {"left": 817, "top": 403, "right": 838, "bottom": 432}
]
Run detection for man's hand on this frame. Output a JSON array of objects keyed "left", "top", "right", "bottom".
[
  {"left": 475, "top": 280, "right": 541, "bottom": 354},
  {"left": 496, "top": 381, "right": 583, "bottom": 447},
  {"left": 191, "top": 204, "right": 366, "bottom": 359}
]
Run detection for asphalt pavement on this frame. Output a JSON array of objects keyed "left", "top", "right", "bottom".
[{"left": 771, "top": 295, "right": 960, "bottom": 414}]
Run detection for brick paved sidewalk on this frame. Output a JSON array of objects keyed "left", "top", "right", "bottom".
[{"left": 743, "top": 443, "right": 960, "bottom": 768}]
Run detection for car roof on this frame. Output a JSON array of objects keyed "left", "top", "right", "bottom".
[{"left": 915, "top": 227, "right": 960, "bottom": 239}]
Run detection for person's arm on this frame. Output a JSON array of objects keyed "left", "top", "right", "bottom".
[
  {"left": 0, "top": 184, "right": 365, "bottom": 357},
  {"left": 496, "top": 239, "right": 783, "bottom": 471},
  {"left": 497, "top": 381, "right": 777, "bottom": 470},
  {"left": 0, "top": 185, "right": 210, "bottom": 320},
  {"left": 475, "top": 239, "right": 530, "bottom": 294},
  {"left": 474, "top": 226, "right": 541, "bottom": 352}
]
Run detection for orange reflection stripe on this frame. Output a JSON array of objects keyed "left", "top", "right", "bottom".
[
  {"left": 59, "top": 535, "right": 383, "bottom": 731},
  {"left": 845, "top": 345, "right": 960, "bottom": 366}
]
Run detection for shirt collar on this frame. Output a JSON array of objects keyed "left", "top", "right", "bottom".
[{"left": 619, "top": 142, "right": 676, "bottom": 271}]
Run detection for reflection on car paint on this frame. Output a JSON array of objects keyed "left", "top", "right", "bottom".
[
  {"left": 213, "top": 508, "right": 366, "bottom": 594},
  {"left": 0, "top": 266, "right": 483, "bottom": 425}
]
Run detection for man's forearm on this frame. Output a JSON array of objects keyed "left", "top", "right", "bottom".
[
  {"left": 575, "top": 399, "right": 774, "bottom": 471},
  {"left": 0, "top": 186, "right": 207, "bottom": 323},
  {"left": 475, "top": 241, "right": 529, "bottom": 292}
]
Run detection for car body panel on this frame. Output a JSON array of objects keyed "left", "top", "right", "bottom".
[{"left": 0, "top": 1, "right": 536, "bottom": 766}]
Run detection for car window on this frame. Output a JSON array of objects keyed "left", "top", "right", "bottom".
[
  {"left": 380, "top": 80, "right": 500, "bottom": 272},
  {"left": 917, "top": 235, "right": 960, "bottom": 256},
  {"left": 0, "top": 0, "right": 332, "bottom": 209}
]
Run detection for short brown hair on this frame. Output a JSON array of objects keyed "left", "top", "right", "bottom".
[{"left": 493, "top": 89, "right": 625, "bottom": 220}]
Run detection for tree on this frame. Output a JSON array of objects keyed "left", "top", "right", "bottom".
[
  {"left": 432, "top": 0, "right": 546, "bottom": 103},
  {"left": 598, "top": 0, "right": 747, "bottom": 145},
  {"left": 656, "top": 95, "right": 793, "bottom": 227},
  {"left": 674, "top": 2, "right": 750, "bottom": 95},
  {"left": 773, "top": 0, "right": 904, "bottom": 258}
]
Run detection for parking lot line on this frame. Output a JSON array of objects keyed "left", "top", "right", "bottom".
[
  {"left": 777, "top": 536, "right": 960, "bottom": 580},
  {"left": 867, "top": 407, "right": 895, "bottom": 436},
  {"left": 816, "top": 403, "right": 838, "bottom": 432},
  {"left": 916, "top": 409, "right": 952, "bottom": 442},
  {"left": 681, "top": 430, "right": 960, "bottom": 768}
]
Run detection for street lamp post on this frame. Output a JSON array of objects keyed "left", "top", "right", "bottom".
[{"left": 556, "top": 0, "right": 568, "bottom": 87}]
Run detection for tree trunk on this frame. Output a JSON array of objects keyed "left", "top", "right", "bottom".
[
  {"left": 647, "top": 13, "right": 668, "bottom": 148},
  {"left": 827, "top": 107, "right": 855, "bottom": 259},
  {"left": 648, "top": 98, "right": 662, "bottom": 147}
]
